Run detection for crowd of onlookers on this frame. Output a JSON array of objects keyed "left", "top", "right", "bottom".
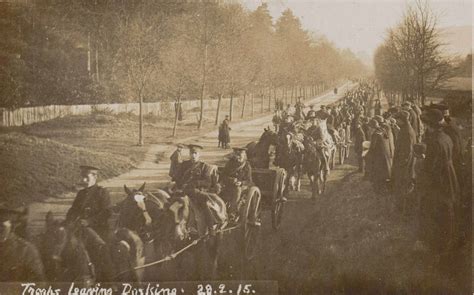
[{"left": 339, "top": 81, "right": 470, "bottom": 252}]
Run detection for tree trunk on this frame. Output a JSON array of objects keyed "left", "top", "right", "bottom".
[
  {"left": 95, "top": 44, "right": 100, "bottom": 82},
  {"left": 172, "top": 96, "right": 181, "bottom": 137},
  {"left": 198, "top": 43, "right": 208, "bottom": 129},
  {"left": 229, "top": 93, "right": 234, "bottom": 121},
  {"left": 138, "top": 94, "right": 144, "bottom": 146},
  {"left": 241, "top": 92, "right": 246, "bottom": 118},
  {"left": 87, "top": 32, "right": 91, "bottom": 77},
  {"left": 260, "top": 92, "right": 264, "bottom": 113},
  {"left": 215, "top": 94, "right": 222, "bottom": 125},
  {"left": 268, "top": 88, "right": 271, "bottom": 111},
  {"left": 251, "top": 93, "right": 254, "bottom": 117}
]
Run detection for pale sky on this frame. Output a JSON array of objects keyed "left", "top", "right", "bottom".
[{"left": 242, "top": 0, "right": 472, "bottom": 60}]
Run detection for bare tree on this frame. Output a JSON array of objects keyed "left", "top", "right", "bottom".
[
  {"left": 114, "top": 5, "right": 166, "bottom": 145},
  {"left": 374, "top": 0, "right": 453, "bottom": 104}
]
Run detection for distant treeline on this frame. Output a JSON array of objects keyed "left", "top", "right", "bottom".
[{"left": 0, "top": 0, "right": 367, "bottom": 109}]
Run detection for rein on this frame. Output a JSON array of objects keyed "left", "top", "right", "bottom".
[{"left": 112, "top": 224, "right": 240, "bottom": 278}]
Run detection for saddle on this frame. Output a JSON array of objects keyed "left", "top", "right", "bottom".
[{"left": 169, "top": 195, "right": 227, "bottom": 238}]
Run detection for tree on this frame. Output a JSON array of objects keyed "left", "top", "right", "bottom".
[
  {"left": 113, "top": 2, "right": 167, "bottom": 145},
  {"left": 374, "top": 0, "right": 453, "bottom": 104}
]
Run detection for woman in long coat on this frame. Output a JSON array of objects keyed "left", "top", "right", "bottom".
[
  {"left": 391, "top": 111, "right": 416, "bottom": 196},
  {"left": 365, "top": 119, "right": 392, "bottom": 193},
  {"left": 219, "top": 115, "right": 231, "bottom": 149}
]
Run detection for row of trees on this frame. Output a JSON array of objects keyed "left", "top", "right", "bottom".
[
  {"left": 373, "top": 0, "right": 455, "bottom": 105},
  {"left": 2, "top": 0, "right": 366, "bottom": 109}
]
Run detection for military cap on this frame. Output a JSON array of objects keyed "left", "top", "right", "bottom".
[
  {"left": 80, "top": 165, "right": 100, "bottom": 172},
  {"left": 368, "top": 119, "right": 379, "bottom": 128},
  {"left": 188, "top": 144, "right": 204, "bottom": 151},
  {"left": 388, "top": 106, "right": 401, "bottom": 114},
  {"left": 428, "top": 102, "right": 449, "bottom": 111},
  {"left": 177, "top": 143, "right": 185, "bottom": 148},
  {"left": 374, "top": 115, "right": 385, "bottom": 124},
  {"left": 401, "top": 101, "right": 412, "bottom": 107},
  {"left": 421, "top": 109, "right": 444, "bottom": 126},
  {"left": 232, "top": 147, "right": 247, "bottom": 152},
  {"left": 396, "top": 110, "right": 410, "bottom": 120}
]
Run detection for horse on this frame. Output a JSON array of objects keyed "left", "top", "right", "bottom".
[
  {"left": 39, "top": 212, "right": 143, "bottom": 284},
  {"left": 272, "top": 111, "right": 283, "bottom": 132},
  {"left": 246, "top": 128, "right": 278, "bottom": 169},
  {"left": 275, "top": 130, "right": 305, "bottom": 191},
  {"left": 117, "top": 183, "right": 224, "bottom": 280},
  {"left": 303, "top": 137, "right": 328, "bottom": 197},
  {"left": 304, "top": 118, "right": 337, "bottom": 194},
  {"left": 294, "top": 102, "right": 306, "bottom": 122}
]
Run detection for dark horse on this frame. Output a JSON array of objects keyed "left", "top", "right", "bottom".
[
  {"left": 117, "top": 182, "right": 223, "bottom": 280},
  {"left": 40, "top": 212, "right": 144, "bottom": 283},
  {"left": 303, "top": 137, "right": 329, "bottom": 197},
  {"left": 246, "top": 128, "right": 278, "bottom": 168},
  {"left": 275, "top": 130, "right": 305, "bottom": 191}
]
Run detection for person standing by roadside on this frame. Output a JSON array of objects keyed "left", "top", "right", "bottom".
[
  {"left": 169, "top": 144, "right": 184, "bottom": 181},
  {"left": 354, "top": 120, "right": 366, "bottom": 172},
  {"left": 418, "top": 109, "right": 460, "bottom": 251},
  {"left": 219, "top": 115, "right": 232, "bottom": 149}
]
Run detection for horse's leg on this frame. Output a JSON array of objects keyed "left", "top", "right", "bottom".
[
  {"left": 289, "top": 175, "right": 296, "bottom": 191},
  {"left": 321, "top": 170, "right": 327, "bottom": 194},
  {"left": 296, "top": 167, "right": 301, "bottom": 192},
  {"left": 207, "top": 234, "right": 221, "bottom": 280},
  {"left": 309, "top": 174, "right": 317, "bottom": 199}
]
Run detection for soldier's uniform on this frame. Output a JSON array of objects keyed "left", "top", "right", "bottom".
[
  {"left": 65, "top": 184, "right": 112, "bottom": 240},
  {"left": 306, "top": 108, "right": 316, "bottom": 120},
  {"left": 64, "top": 167, "right": 114, "bottom": 281},
  {"left": 169, "top": 145, "right": 184, "bottom": 181},
  {"left": 175, "top": 155, "right": 221, "bottom": 228},
  {"left": 0, "top": 232, "right": 45, "bottom": 282},
  {"left": 221, "top": 154, "right": 253, "bottom": 218}
]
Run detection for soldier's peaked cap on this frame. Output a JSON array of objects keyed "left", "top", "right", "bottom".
[
  {"left": 429, "top": 102, "right": 449, "bottom": 111},
  {"left": 232, "top": 147, "right": 247, "bottom": 152},
  {"left": 188, "top": 144, "right": 204, "bottom": 151},
  {"left": 80, "top": 165, "right": 100, "bottom": 172}
]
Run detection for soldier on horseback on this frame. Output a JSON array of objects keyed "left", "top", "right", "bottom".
[
  {"left": 65, "top": 166, "right": 112, "bottom": 241},
  {"left": 221, "top": 147, "right": 254, "bottom": 225},
  {"left": 64, "top": 165, "right": 114, "bottom": 281},
  {"left": 174, "top": 144, "right": 226, "bottom": 233},
  {"left": 0, "top": 204, "right": 45, "bottom": 282}
]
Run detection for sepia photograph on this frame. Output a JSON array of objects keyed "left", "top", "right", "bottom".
[{"left": 0, "top": 0, "right": 472, "bottom": 294}]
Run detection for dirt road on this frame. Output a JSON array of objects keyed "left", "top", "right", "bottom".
[{"left": 28, "top": 82, "right": 355, "bottom": 233}]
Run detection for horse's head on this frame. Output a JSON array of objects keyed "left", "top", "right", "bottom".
[
  {"left": 260, "top": 127, "right": 278, "bottom": 146},
  {"left": 119, "top": 183, "right": 169, "bottom": 237},
  {"left": 167, "top": 196, "right": 191, "bottom": 241},
  {"left": 42, "top": 212, "right": 93, "bottom": 283},
  {"left": 43, "top": 212, "right": 68, "bottom": 267}
]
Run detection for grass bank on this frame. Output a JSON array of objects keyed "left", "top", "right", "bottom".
[{"left": 256, "top": 150, "right": 470, "bottom": 294}]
